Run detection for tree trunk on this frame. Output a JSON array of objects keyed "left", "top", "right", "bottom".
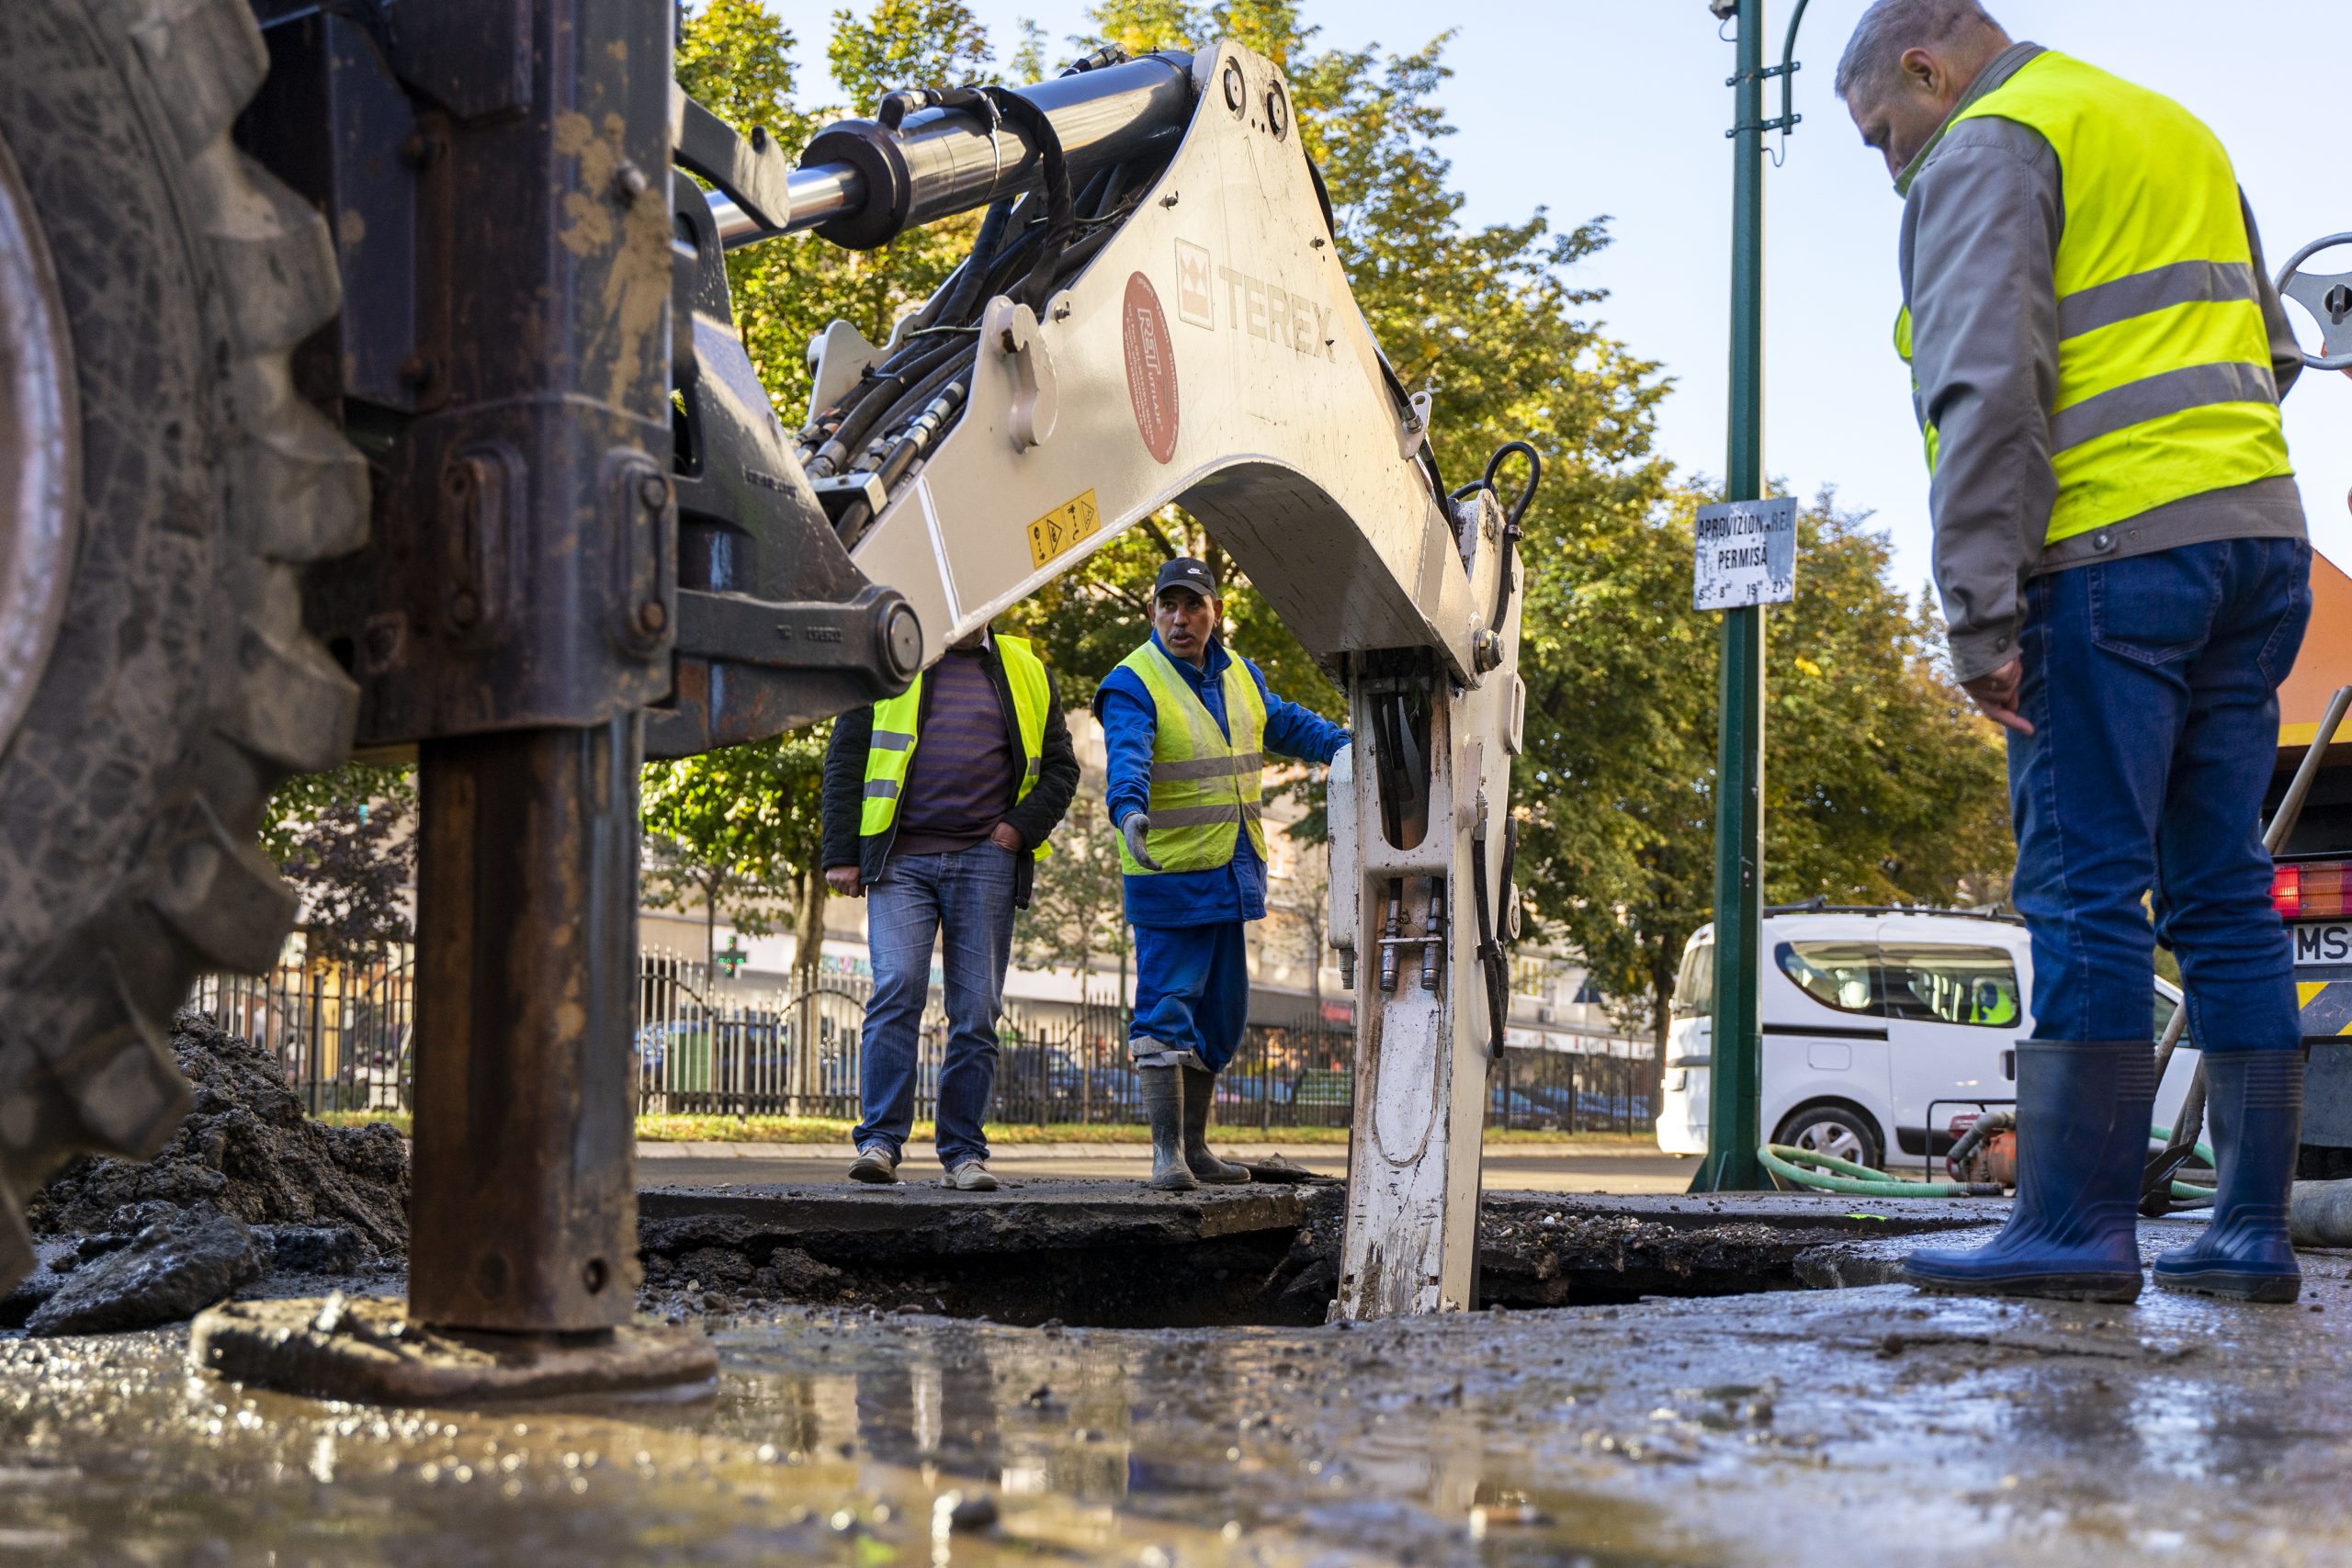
[
  {"left": 791, "top": 863, "right": 826, "bottom": 996},
  {"left": 786, "top": 864, "right": 826, "bottom": 1117}
]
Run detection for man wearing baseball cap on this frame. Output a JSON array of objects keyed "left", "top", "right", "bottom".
[{"left": 1092, "top": 558, "right": 1351, "bottom": 1190}]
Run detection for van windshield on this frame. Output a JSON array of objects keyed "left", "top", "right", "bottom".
[{"left": 1670, "top": 941, "right": 1713, "bottom": 1020}]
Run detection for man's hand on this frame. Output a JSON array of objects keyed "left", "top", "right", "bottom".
[
  {"left": 1962, "top": 657, "right": 2035, "bottom": 736},
  {"left": 824, "top": 865, "right": 863, "bottom": 897},
  {"left": 988, "top": 822, "right": 1024, "bottom": 852},
  {"left": 1120, "top": 812, "right": 1163, "bottom": 872}
]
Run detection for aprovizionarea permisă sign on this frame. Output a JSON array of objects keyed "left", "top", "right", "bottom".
[{"left": 1692, "top": 496, "right": 1798, "bottom": 612}]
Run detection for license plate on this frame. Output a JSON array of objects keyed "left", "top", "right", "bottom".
[{"left": 2293, "top": 922, "right": 2352, "bottom": 969}]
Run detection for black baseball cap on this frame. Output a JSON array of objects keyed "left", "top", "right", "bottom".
[{"left": 1153, "top": 558, "right": 1219, "bottom": 601}]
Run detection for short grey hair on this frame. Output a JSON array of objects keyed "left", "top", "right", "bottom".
[{"left": 1834, "top": 0, "right": 2007, "bottom": 105}]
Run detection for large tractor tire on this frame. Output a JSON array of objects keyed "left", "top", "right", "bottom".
[{"left": 0, "top": 0, "right": 365, "bottom": 1287}]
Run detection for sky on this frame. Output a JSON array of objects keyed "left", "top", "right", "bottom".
[{"left": 783, "top": 0, "right": 2352, "bottom": 599}]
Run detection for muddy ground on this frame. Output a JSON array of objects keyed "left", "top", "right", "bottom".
[
  {"left": 5, "top": 1243, "right": 2352, "bottom": 1566},
  {"left": 5, "top": 1011, "right": 408, "bottom": 1334},
  {"left": 631, "top": 1181, "right": 2006, "bottom": 1325},
  {"left": 15, "top": 1019, "right": 2352, "bottom": 1563}
]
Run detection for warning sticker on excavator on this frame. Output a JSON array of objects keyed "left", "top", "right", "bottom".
[{"left": 1025, "top": 490, "right": 1101, "bottom": 570}]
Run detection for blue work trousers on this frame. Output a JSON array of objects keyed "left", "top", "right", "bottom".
[
  {"left": 1130, "top": 921, "right": 1250, "bottom": 1073},
  {"left": 853, "top": 842, "right": 1017, "bottom": 1168},
  {"left": 2008, "top": 537, "right": 2312, "bottom": 1053}
]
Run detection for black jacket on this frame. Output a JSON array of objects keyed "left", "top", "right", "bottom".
[{"left": 820, "top": 639, "right": 1080, "bottom": 908}]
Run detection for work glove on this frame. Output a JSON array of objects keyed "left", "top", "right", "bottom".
[{"left": 1120, "top": 812, "right": 1163, "bottom": 872}]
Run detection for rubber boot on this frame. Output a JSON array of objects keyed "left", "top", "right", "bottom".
[
  {"left": 1182, "top": 1066, "right": 1252, "bottom": 1185},
  {"left": 1898, "top": 1039, "right": 2152, "bottom": 1303},
  {"left": 1140, "top": 1066, "right": 1197, "bottom": 1191},
  {"left": 2154, "top": 1052, "right": 2303, "bottom": 1303}
]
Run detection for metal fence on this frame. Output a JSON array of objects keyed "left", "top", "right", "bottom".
[
  {"left": 633, "top": 953, "right": 1654, "bottom": 1134},
  {"left": 188, "top": 942, "right": 414, "bottom": 1115},
  {"left": 184, "top": 943, "right": 1654, "bottom": 1134}
]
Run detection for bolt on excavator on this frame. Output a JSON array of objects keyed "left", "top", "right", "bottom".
[{"left": 0, "top": 0, "right": 1531, "bottom": 1398}]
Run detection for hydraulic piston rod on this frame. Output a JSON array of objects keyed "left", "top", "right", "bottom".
[
  {"left": 707, "top": 51, "right": 1194, "bottom": 248},
  {"left": 707, "top": 164, "right": 868, "bottom": 243}
]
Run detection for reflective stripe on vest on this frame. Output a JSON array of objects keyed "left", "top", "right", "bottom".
[
  {"left": 1894, "top": 51, "right": 2290, "bottom": 546},
  {"left": 859, "top": 634, "right": 1056, "bottom": 860},
  {"left": 1114, "top": 641, "right": 1269, "bottom": 875}
]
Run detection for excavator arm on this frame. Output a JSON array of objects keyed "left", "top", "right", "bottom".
[{"left": 682, "top": 40, "right": 1534, "bottom": 1317}]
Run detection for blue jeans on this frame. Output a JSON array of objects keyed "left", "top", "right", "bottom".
[
  {"left": 2008, "top": 537, "right": 2312, "bottom": 1052},
  {"left": 1130, "top": 921, "right": 1250, "bottom": 1073},
  {"left": 853, "top": 842, "right": 1018, "bottom": 1168}
]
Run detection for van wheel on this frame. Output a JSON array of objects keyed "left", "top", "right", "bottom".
[{"left": 1773, "top": 1104, "right": 1883, "bottom": 1172}]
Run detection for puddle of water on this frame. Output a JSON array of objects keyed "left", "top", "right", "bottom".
[
  {"left": 0, "top": 1315, "right": 1708, "bottom": 1568},
  {"left": 10, "top": 1278, "right": 2352, "bottom": 1567}
]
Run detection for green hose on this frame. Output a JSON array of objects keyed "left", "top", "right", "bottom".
[
  {"left": 1758, "top": 1125, "right": 2220, "bottom": 1202},
  {"left": 1758, "top": 1145, "right": 1984, "bottom": 1198}
]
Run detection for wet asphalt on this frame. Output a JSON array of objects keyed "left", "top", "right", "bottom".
[{"left": 5, "top": 1198, "right": 2352, "bottom": 1565}]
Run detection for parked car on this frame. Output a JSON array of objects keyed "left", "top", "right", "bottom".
[{"left": 1656, "top": 905, "right": 2197, "bottom": 1173}]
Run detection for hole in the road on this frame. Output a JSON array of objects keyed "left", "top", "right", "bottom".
[{"left": 635, "top": 1186, "right": 1984, "bottom": 1328}]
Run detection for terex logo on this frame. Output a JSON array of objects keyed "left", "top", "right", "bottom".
[
  {"left": 1220, "top": 262, "right": 1335, "bottom": 362},
  {"left": 1175, "top": 240, "right": 1214, "bottom": 327},
  {"left": 1169, "top": 239, "right": 1336, "bottom": 362}
]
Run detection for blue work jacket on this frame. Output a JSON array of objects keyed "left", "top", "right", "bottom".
[{"left": 1092, "top": 632, "right": 1351, "bottom": 929}]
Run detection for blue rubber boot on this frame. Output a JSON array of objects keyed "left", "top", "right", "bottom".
[
  {"left": 1898, "top": 1040, "right": 2152, "bottom": 1303},
  {"left": 2154, "top": 1052, "right": 2302, "bottom": 1303}
]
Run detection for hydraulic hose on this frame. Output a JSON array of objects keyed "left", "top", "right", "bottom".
[{"left": 929, "top": 196, "right": 1016, "bottom": 327}]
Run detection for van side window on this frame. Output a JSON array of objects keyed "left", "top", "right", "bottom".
[
  {"left": 1670, "top": 941, "right": 1714, "bottom": 1020},
  {"left": 1881, "top": 944, "right": 2020, "bottom": 1028},
  {"left": 1776, "top": 942, "right": 1880, "bottom": 1017}
]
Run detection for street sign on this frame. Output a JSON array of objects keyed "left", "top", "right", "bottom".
[{"left": 1692, "top": 497, "right": 1797, "bottom": 611}]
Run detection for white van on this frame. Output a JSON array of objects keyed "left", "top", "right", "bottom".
[{"left": 1655, "top": 904, "right": 2196, "bottom": 1173}]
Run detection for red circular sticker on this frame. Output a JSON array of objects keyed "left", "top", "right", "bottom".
[{"left": 1122, "top": 271, "right": 1180, "bottom": 464}]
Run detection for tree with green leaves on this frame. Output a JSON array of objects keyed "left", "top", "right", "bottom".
[
  {"left": 1518, "top": 486, "right": 2014, "bottom": 1087},
  {"left": 639, "top": 728, "right": 831, "bottom": 985},
  {"left": 675, "top": 0, "right": 998, "bottom": 412},
  {"left": 263, "top": 761, "right": 419, "bottom": 968}
]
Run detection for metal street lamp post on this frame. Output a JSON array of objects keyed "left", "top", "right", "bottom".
[{"left": 1690, "top": 0, "right": 1807, "bottom": 1193}]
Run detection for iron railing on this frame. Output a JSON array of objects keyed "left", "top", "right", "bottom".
[
  {"left": 188, "top": 942, "right": 415, "bottom": 1115},
  {"left": 184, "top": 943, "right": 1655, "bottom": 1134}
]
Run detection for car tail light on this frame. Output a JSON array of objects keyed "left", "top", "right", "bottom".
[{"left": 2275, "top": 861, "right": 2351, "bottom": 919}]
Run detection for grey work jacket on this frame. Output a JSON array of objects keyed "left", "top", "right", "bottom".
[{"left": 1896, "top": 41, "right": 2308, "bottom": 682}]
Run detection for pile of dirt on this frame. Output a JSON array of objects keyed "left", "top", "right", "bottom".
[{"left": 28, "top": 1009, "right": 408, "bottom": 1259}]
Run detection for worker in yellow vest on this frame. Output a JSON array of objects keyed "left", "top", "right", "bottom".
[
  {"left": 820, "top": 626, "right": 1080, "bottom": 1190},
  {"left": 1838, "top": 1, "right": 2313, "bottom": 1303},
  {"left": 1094, "top": 558, "right": 1351, "bottom": 1190}
]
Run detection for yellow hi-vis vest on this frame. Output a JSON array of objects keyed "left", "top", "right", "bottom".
[
  {"left": 1114, "top": 641, "right": 1268, "bottom": 875},
  {"left": 859, "top": 634, "right": 1054, "bottom": 860},
  {"left": 1894, "top": 51, "right": 2292, "bottom": 546}
]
